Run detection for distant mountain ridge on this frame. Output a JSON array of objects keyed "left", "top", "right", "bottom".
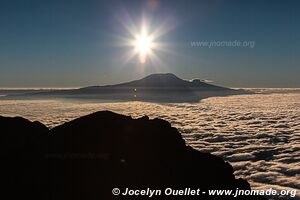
[
  {"left": 81, "top": 73, "right": 227, "bottom": 90},
  {"left": 4, "top": 73, "right": 250, "bottom": 102}
]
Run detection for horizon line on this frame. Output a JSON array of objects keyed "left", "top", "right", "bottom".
[{"left": 1, "top": 87, "right": 300, "bottom": 90}]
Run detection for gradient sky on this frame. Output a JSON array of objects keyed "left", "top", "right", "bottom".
[{"left": 0, "top": 0, "right": 299, "bottom": 88}]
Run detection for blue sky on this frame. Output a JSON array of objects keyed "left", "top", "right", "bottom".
[{"left": 0, "top": 0, "right": 299, "bottom": 88}]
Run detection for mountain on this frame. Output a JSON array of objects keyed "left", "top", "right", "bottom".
[
  {"left": 80, "top": 73, "right": 228, "bottom": 90},
  {"left": 0, "top": 111, "right": 265, "bottom": 200},
  {"left": 7, "top": 73, "right": 250, "bottom": 102}
]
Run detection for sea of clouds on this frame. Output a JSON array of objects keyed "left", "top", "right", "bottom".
[{"left": 0, "top": 90, "right": 299, "bottom": 199}]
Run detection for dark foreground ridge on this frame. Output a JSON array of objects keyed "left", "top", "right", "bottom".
[{"left": 0, "top": 112, "right": 264, "bottom": 200}]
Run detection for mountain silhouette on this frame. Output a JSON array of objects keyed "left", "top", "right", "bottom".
[
  {"left": 10, "top": 73, "right": 250, "bottom": 102},
  {"left": 80, "top": 73, "right": 228, "bottom": 90},
  {"left": 0, "top": 111, "right": 265, "bottom": 200}
]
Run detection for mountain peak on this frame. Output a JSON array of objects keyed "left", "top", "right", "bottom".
[
  {"left": 119, "top": 73, "right": 189, "bottom": 87},
  {"left": 140, "top": 73, "right": 182, "bottom": 82},
  {"left": 143, "top": 73, "right": 180, "bottom": 79}
]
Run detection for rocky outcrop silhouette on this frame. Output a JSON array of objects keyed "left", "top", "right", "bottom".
[
  {"left": 0, "top": 116, "right": 49, "bottom": 199},
  {"left": 0, "top": 112, "right": 264, "bottom": 200}
]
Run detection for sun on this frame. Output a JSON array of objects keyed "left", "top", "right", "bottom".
[
  {"left": 133, "top": 29, "right": 154, "bottom": 63},
  {"left": 119, "top": 15, "right": 173, "bottom": 66},
  {"left": 135, "top": 34, "right": 153, "bottom": 59}
]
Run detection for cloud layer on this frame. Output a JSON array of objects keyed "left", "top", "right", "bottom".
[{"left": 0, "top": 92, "right": 299, "bottom": 198}]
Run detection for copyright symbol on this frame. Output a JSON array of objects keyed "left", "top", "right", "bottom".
[{"left": 112, "top": 188, "right": 120, "bottom": 195}]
